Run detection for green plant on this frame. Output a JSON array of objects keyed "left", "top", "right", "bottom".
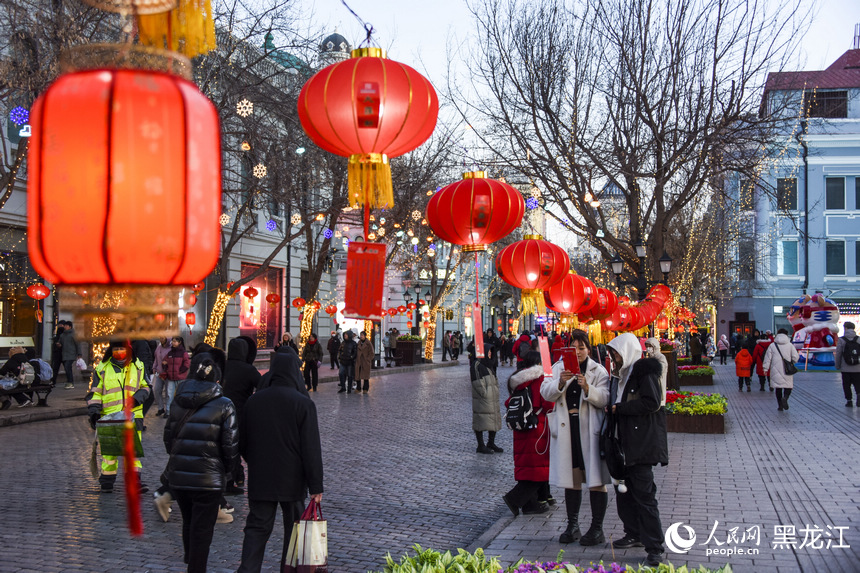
[
  {"left": 665, "top": 390, "right": 727, "bottom": 415},
  {"left": 397, "top": 335, "right": 422, "bottom": 342},
  {"left": 678, "top": 366, "right": 715, "bottom": 377},
  {"left": 677, "top": 356, "right": 712, "bottom": 365},
  {"left": 373, "top": 544, "right": 502, "bottom": 573}
]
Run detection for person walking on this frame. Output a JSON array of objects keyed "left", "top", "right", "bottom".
[
  {"left": 237, "top": 348, "right": 324, "bottom": 573},
  {"left": 470, "top": 349, "right": 503, "bottom": 454},
  {"left": 735, "top": 345, "right": 754, "bottom": 392},
  {"left": 152, "top": 338, "right": 171, "bottom": 417},
  {"left": 752, "top": 334, "right": 773, "bottom": 391},
  {"left": 162, "top": 337, "right": 191, "bottom": 416},
  {"left": 762, "top": 328, "right": 800, "bottom": 412},
  {"left": 607, "top": 333, "right": 668, "bottom": 567},
  {"left": 541, "top": 330, "right": 610, "bottom": 545},
  {"left": 89, "top": 341, "right": 150, "bottom": 493},
  {"left": 442, "top": 330, "right": 451, "bottom": 361},
  {"left": 337, "top": 331, "right": 357, "bottom": 393},
  {"left": 302, "top": 333, "right": 323, "bottom": 392},
  {"left": 164, "top": 357, "right": 238, "bottom": 573},
  {"left": 450, "top": 331, "right": 461, "bottom": 360},
  {"left": 50, "top": 321, "right": 65, "bottom": 386},
  {"left": 222, "top": 336, "right": 261, "bottom": 491},
  {"left": 717, "top": 335, "right": 729, "bottom": 365},
  {"left": 355, "top": 330, "right": 374, "bottom": 393},
  {"left": 502, "top": 351, "right": 552, "bottom": 516},
  {"left": 326, "top": 331, "right": 340, "bottom": 370},
  {"left": 60, "top": 320, "right": 78, "bottom": 388},
  {"left": 835, "top": 321, "right": 860, "bottom": 407},
  {"left": 688, "top": 333, "right": 702, "bottom": 365}
]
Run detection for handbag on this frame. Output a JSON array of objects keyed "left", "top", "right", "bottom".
[
  {"left": 774, "top": 343, "right": 798, "bottom": 375},
  {"left": 284, "top": 499, "right": 328, "bottom": 573},
  {"left": 599, "top": 375, "right": 626, "bottom": 480}
]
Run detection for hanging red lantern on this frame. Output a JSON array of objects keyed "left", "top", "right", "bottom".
[
  {"left": 27, "top": 55, "right": 221, "bottom": 286},
  {"left": 292, "top": 297, "right": 306, "bottom": 308},
  {"left": 326, "top": 304, "right": 339, "bottom": 315},
  {"left": 311, "top": 301, "right": 322, "bottom": 311},
  {"left": 495, "top": 235, "right": 570, "bottom": 314},
  {"left": 656, "top": 315, "right": 669, "bottom": 330},
  {"left": 154, "top": 313, "right": 165, "bottom": 323},
  {"left": 185, "top": 293, "right": 198, "bottom": 307},
  {"left": 266, "top": 293, "right": 281, "bottom": 305},
  {"left": 426, "top": 171, "right": 525, "bottom": 252},
  {"left": 407, "top": 320, "right": 413, "bottom": 329},
  {"left": 423, "top": 311, "right": 430, "bottom": 318},
  {"left": 422, "top": 320, "right": 429, "bottom": 328},
  {"left": 496, "top": 319, "right": 502, "bottom": 326},
  {"left": 185, "top": 312, "right": 196, "bottom": 326},
  {"left": 397, "top": 305, "right": 407, "bottom": 314},
  {"left": 647, "top": 284, "right": 672, "bottom": 304},
  {"left": 590, "top": 288, "right": 618, "bottom": 321},
  {"left": 243, "top": 286, "right": 259, "bottom": 298},
  {"left": 26, "top": 284, "right": 50, "bottom": 300},
  {"left": 387, "top": 308, "right": 397, "bottom": 317},
  {"left": 509, "top": 319, "right": 514, "bottom": 324},
  {"left": 192, "top": 282, "right": 205, "bottom": 294},
  {"left": 298, "top": 47, "right": 438, "bottom": 208},
  {"left": 544, "top": 271, "right": 594, "bottom": 315},
  {"left": 418, "top": 299, "right": 426, "bottom": 306},
  {"left": 407, "top": 302, "right": 417, "bottom": 311}
]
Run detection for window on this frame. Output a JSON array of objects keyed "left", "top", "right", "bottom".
[
  {"left": 776, "top": 178, "right": 797, "bottom": 210},
  {"left": 856, "top": 240, "right": 860, "bottom": 275},
  {"left": 855, "top": 178, "right": 860, "bottom": 210},
  {"left": 778, "top": 240, "right": 798, "bottom": 275},
  {"left": 826, "top": 241, "right": 845, "bottom": 275},
  {"left": 739, "top": 179, "right": 755, "bottom": 210},
  {"left": 738, "top": 240, "right": 756, "bottom": 280},
  {"left": 805, "top": 90, "right": 848, "bottom": 119},
  {"left": 826, "top": 178, "right": 845, "bottom": 210}
]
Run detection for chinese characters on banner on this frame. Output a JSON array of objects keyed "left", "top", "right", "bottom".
[
  {"left": 538, "top": 336, "right": 552, "bottom": 376},
  {"left": 472, "top": 302, "right": 484, "bottom": 358},
  {"left": 343, "top": 242, "right": 387, "bottom": 321}
]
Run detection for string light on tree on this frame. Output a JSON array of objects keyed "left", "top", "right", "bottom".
[
  {"left": 526, "top": 197, "right": 539, "bottom": 210},
  {"left": 236, "top": 98, "right": 254, "bottom": 117},
  {"left": 241, "top": 141, "right": 251, "bottom": 151}
]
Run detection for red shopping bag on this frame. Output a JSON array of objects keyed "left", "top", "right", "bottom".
[{"left": 283, "top": 499, "right": 328, "bottom": 573}]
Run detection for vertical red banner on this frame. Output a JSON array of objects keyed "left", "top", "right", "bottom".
[
  {"left": 472, "top": 302, "right": 484, "bottom": 358},
  {"left": 538, "top": 336, "right": 553, "bottom": 376},
  {"left": 344, "top": 242, "right": 387, "bottom": 321}
]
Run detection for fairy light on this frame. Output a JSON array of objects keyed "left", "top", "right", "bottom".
[
  {"left": 204, "top": 291, "right": 231, "bottom": 345},
  {"left": 236, "top": 98, "right": 254, "bottom": 117}
]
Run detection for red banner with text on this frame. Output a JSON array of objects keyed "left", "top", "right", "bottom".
[{"left": 343, "top": 242, "right": 387, "bottom": 321}]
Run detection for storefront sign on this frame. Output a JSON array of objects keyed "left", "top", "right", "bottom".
[
  {"left": 343, "top": 242, "right": 387, "bottom": 321},
  {"left": 0, "top": 336, "right": 35, "bottom": 348}
]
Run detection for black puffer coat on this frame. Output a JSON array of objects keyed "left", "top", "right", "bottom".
[
  {"left": 614, "top": 357, "right": 668, "bottom": 467},
  {"left": 223, "top": 338, "right": 261, "bottom": 420},
  {"left": 164, "top": 379, "right": 238, "bottom": 491}
]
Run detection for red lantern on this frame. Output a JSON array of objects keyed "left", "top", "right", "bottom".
[
  {"left": 266, "top": 293, "right": 281, "bottom": 305},
  {"left": 407, "top": 302, "right": 417, "bottom": 311},
  {"left": 27, "top": 284, "right": 50, "bottom": 300},
  {"left": 495, "top": 234, "right": 570, "bottom": 314},
  {"left": 185, "top": 312, "right": 196, "bottom": 326},
  {"left": 292, "top": 297, "right": 306, "bottom": 308},
  {"left": 243, "top": 286, "right": 259, "bottom": 298},
  {"left": 496, "top": 319, "right": 502, "bottom": 325},
  {"left": 426, "top": 172, "right": 525, "bottom": 252},
  {"left": 185, "top": 293, "right": 198, "bottom": 307},
  {"left": 648, "top": 284, "right": 672, "bottom": 304},
  {"left": 656, "top": 315, "right": 669, "bottom": 330},
  {"left": 397, "top": 305, "right": 407, "bottom": 314},
  {"left": 298, "top": 47, "right": 438, "bottom": 208},
  {"left": 386, "top": 308, "right": 397, "bottom": 317},
  {"left": 326, "top": 304, "right": 339, "bottom": 315},
  {"left": 423, "top": 321, "right": 430, "bottom": 328},
  {"left": 407, "top": 320, "right": 413, "bottom": 328},
  {"left": 544, "top": 271, "right": 596, "bottom": 315},
  {"left": 311, "top": 301, "right": 322, "bottom": 311},
  {"left": 509, "top": 319, "right": 514, "bottom": 324},
  {"left": 423, "top": 311, "right": 430, "bottom": 318},
  {"left": 418, "top": 299, "right": 426, "bottom": 306},
  {"left": 591, "top": 288, "right": 618, "bottom": 321},
  {"left": 28, "top": 61, "right": 221, "bottom": 285}
]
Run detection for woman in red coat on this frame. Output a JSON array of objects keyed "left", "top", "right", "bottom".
[
  {"left": 502, "top": 351, "right": 552, "bottom": 516},
  {"left": 551, "top": 335, "right": 566, "bottom": 363},
  {"left": 735, "top": 346, "right": 754, "bottom": 392},
  {"left": 751, "top": 335, "right": 773, "bottom": 392}
]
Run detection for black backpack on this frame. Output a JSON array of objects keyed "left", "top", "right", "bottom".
[
  {"left": 506, "top": 385, "right": 538, "bottom": 431},
  {"left": 843, "top": 337, "right": 860, "bottom": 366}
]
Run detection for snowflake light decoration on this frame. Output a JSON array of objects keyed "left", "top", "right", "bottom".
[
  {"left": 323, "top": 228, "right": 333, "bottom": 239},
  {"left": 379, "top": 218, "right": 386, "bottom": 225},
  {"left": 253, "top": 164, "right": 267, "bottom": 178},
  {"left": 377, "top": 227, "right": 386, "bottom": 236},
  {"left": 411, "top": 210, "right": 422, "bottom": 221},
  {"left": 526, "top": 197, "right": 539, "bottom": 210},
  {"left": 9, "top": 106, "right": 28, "bottom": 126},
  {"left": 236, "top": 98, "right": 254, "bottom": 117},
  {"left": 429, "top": 243, "right": 436, "bottom": 250},
  {"left": 266, "top": 219, "right": 277, "bottom": 231},
  {"left": 428, "top": 249, "right": 435, "bottom": 257},
  {"left": 219, "top": 214, "right": 231, "bottom": 225},
  {"left": 530, "top": 187, "right": 541, "bottom": 199},
  {"left": 290, "top": 213, "right": 301, "bottom": 226}
]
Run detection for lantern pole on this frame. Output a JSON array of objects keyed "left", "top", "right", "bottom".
[{"left": 364, "top": 202, "right": 370, "bottom": 241}]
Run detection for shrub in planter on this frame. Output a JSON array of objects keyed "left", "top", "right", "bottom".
[
  {"left": 678, "top": 366, "right": 715, "bottom": 377},
  {"left": 397, "top": 335, "right": 423, "bottom": 342},
  {"left": 665, "top": 390, "right": 727, "bottom": 415},
  {"left": 677, "top": 356, "right": 712, "bottom": 365}
]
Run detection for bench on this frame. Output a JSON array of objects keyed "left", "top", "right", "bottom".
[
  {"left": 383, "top": 353, "right": 403, "bottom": 368},
  {"left": 0, "top": 382, "right": 53, "bottom": 408}
]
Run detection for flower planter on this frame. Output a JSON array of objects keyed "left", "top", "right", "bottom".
[
  {"left": 667, "top": 413, "right": 725, "bottom": 434},
  {"left": 680, "top": 374, "right": 713, "bottom": 386},
  {"left": 397, "top": 340, "right": 423, "bottom": 366}
]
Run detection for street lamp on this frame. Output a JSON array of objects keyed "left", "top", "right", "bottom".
[
  {"left": 659, "top": 251, "right": 673, "bottom": 283},
  {"left": 413, "top": 285, "right": 421, "bottom": 335},
  {"left": 611, "top": 244, "right": 673, "bottom": 300}
]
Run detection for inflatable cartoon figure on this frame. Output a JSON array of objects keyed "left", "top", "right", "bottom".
[{"left": 786, "top": 293, "right": 839, "bottom": 366}]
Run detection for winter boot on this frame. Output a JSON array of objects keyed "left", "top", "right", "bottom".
[
  {"left": 99, "top": 473, "right": 116, "bottom": 493},
  {"left": 487, "top": 431, "right": 504, "bottom": 453},
  {"left": 559, "top": 489, "right": 582, "bottom": 543},
  {"left": 580, "top": 490, "right": 608, "bottom": 546},
  {"left": 475, "top": 431, "right": 493, "bottom": 454}
]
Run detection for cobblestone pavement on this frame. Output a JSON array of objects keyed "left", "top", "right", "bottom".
[
  {"left": 0, "top": 361, "right": 515, "bottom": 573},
  {"left": 480, "top": 360, "right": 860, "bottom": 572}
]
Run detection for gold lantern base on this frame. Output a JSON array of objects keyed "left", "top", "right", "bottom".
[
  {"left": 520, "top": 289, "right": 547, "bottom": 316},
  {"left": 348, "top": 153, "right": 393, "bottom": 209}
]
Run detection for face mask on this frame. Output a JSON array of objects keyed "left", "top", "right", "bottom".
[{"left": 112, "top": 348, "right": 127, "bottom": 361}]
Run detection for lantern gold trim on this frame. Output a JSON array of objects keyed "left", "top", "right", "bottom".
[
  {"left": 351, "top": 47, "right": 387, "bottom": 59},
  {"left": 463, "top": 171, "right": 487, "bottom": 179},
  {"left": 60, "top": 44, "right": 192, "bottom": 80},
  {"left": 461, "top": 245, "right": 486, "bottom": 253},
  {"left": 79, "top": 0, "right": 176, "bottom": 14}
]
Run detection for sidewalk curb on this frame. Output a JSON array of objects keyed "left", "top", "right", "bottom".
[
  {"left": 466, "top": 513, "right": 514, "bottom": 554},
  {"left": 0, "top": 360, "right": 462, "bottom": 428}
]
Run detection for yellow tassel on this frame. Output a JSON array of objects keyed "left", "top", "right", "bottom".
[
  {"left": 137, "top": 0, "right": 216, "bottom": 59},
  {"left": 348, "top": 154, "right": 393, "bottom": 209}
]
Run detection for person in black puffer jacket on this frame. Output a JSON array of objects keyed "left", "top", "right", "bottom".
[
  {"left": 223, "top": 337, "right": 261, "bottom": 489},
  {"left": 164, "top": 356, "right": 238, "bottom": 573}
]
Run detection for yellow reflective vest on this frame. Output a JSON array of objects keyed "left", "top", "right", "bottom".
[{"left": 89, "top": 359, "right": 149, "bottom": 418}]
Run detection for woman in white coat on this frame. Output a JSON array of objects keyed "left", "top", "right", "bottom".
[
  {"left": 762, "top": 328, "right": 800, "bottom": 411},
  {"left": 540, "top": 330, "right": 611, "bottom": 545}
]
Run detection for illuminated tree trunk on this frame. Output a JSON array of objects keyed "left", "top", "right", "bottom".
[
  {"left": 298, "top": 304, "right": 320, "bottom": 355},
  {"left": 424, "top": 307, "right": 438, "bottom": 361},
  {"left": 204, "top": 290, "right": 232, "bottom": 346}
]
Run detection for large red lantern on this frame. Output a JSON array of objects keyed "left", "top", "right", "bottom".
[
  {"left": 266, "top": 293, "right": 281, "bottom": 305},
  {"left": 495, "top": 235, "right": 570, "bottom": 314},
  {"left": 544, "top": 271, "right": 587, "bottom": 315},
  {"left": 656, "top": 315, "right": 669, "bottom": 330},
  {"left": 27, "top": 284, "right": 50, "bottom": 300},
  {"left": 426, "top": 172, "right": 525, "bottom": 252},
  {"left": 298, "top": 47, "right": 438, "bottom": 208},
  {"left": 28, "top": 58, "right": 221, "bottom": 285},
  {"left": 591, "top": 288, "right": 618, "bottom": 321}
]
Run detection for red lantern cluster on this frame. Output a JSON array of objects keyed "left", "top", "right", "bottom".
[
  {"left": 602, "top": 285, "right": 671, "bottom": 332},
  {"left": 426, "top": 172, "right": 525, "bottom": 253},
  {"left": 27, "top": 284, "right": 51, "bottom": 300}
]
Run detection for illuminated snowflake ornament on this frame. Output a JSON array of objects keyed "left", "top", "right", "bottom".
[
  {"left": 253, "top": 164, "right": 267, "bottom": 178},
  {"left": 290, "top": 213, "right": 301, "bottom": 226},
  {"left": 324, "top": 228, "right": 334, "bottom": 239},
  {"left": 526, "top": 197, "right": 539, "bottom": 210},
  {"left": 236, "top": 98, "right": 254, "bottom": 117},
  {"left": 219, "top": 214, "right": 231, "bottom": 225},
  {"left": 9, "top": 106, "right": 28, "bottom": 126},
  {"left": 266, "top": 219, "right": 277, "bottom": 231},
  {"left": 377, "top": 227, "right": 386, "bottom": 236},
  {"left": 411, "top": 210, "right": 422, "bottom": 221}
]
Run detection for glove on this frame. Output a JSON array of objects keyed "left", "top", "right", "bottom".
[
  {"left": 89, "top": 412, "right": 100, "bottom": 429},
  {"left": 132, "top": 388, "right": 149, "bottom": 407}
]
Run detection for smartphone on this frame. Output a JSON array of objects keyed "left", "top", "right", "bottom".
[{"left": 560, "top": 349, "right": 579, "bottom": 374}]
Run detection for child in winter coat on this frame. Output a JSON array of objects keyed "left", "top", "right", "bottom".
[{"left": 735, "top": 347, "right": 753, "bottom": 392}]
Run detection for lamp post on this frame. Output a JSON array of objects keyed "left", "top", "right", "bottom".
[
  {"left": 413, "top": 284, "right": 421, "bottom": 336},
  {"left": 611, "top": 244, "right": 673, "bottom": 301}
]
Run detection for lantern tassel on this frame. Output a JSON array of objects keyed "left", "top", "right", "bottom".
[
  {"left": 520, "top": 289, "right": 547, "bottom": 316},
  {"left": 137, "top": 0, "right": 216, "bottom": 59},
  {"left": 348, "top": 154, "right": 393, "bottom": 209}
]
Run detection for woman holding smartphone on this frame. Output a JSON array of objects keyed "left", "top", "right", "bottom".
[{"left": 541, "top": 329, "right": 611, "bottom": 545}]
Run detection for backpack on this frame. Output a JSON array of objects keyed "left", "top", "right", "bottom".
[
  {"left": 843, "top": 337, "right": 860, "bottom": 366},
  {"left": 506, "top": 385, "right": 538, "bottom": 431},
  {"left": 18, "top": 362, "right": 36, "bottom": 387},
  {"left": 35, "top": 359, "right": 53, "bottom": 381}
]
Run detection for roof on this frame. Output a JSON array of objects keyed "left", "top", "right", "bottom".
[
  {"left": 263, "top": 32, "right": 312, "bottom": 75},
  {"left": 764, "top": 49, "right": 860, "bottom": 93},
  {"left": 320, "top": 33, "right": 351, "bottom": 54}
]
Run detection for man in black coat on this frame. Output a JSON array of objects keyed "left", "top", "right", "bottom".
[
  {"left": 237, "top": 351, "right": 323, "bottom": 573},
  {"left": 223, "top": 337, "right": 262, "bottom": 489},
  {"left": 337, "top": 331, "right": 357, "bottom": 393},
  {"left": 610, "top": 355, "right": 668, "bottom": 567},
  {"left": 327, "top": 331, "right": 340, "bottom": 370}
]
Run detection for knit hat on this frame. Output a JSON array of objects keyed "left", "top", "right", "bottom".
[{"left": 7, "top": 346, "right": 24, "bottom": 358}]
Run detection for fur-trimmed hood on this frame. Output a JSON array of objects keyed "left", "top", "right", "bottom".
[
  {"left": 629, "top": 356, "right": 663, "bottom": 379},
  {"left": 508, "top": 364, "right": 544, "bottom": 392}
]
